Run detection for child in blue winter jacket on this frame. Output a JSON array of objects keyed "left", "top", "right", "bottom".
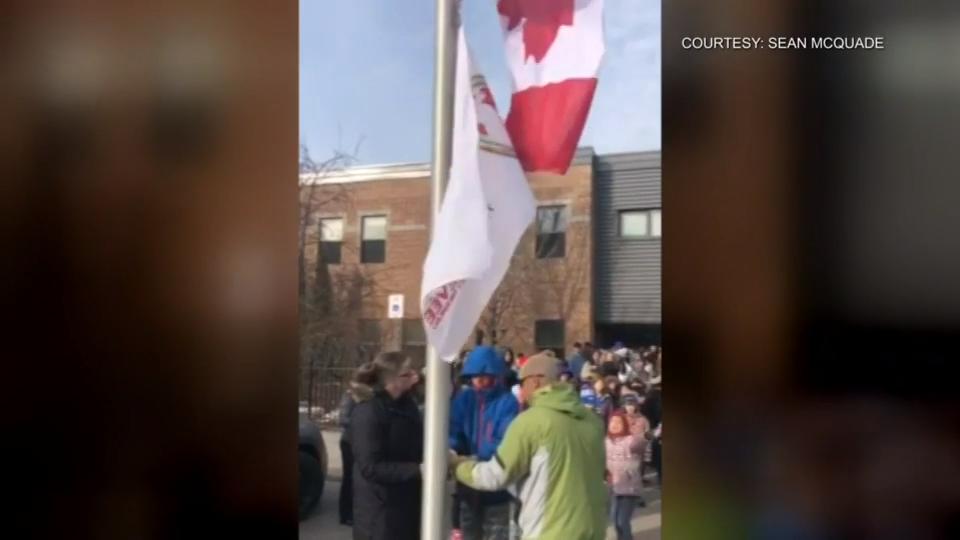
[
  {"left": 580, "top": 377, "right": 613, "bottom": 424},
  {"left": 449, "top": 346, "right": 519, "bottom": 540}
]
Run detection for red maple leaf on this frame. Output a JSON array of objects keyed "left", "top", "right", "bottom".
[
  {"left": 497, "top": 0, "right": 575, "bottom": 63},
  {"left": 478, "top": 123, "right": 488, "bottom": 136}
]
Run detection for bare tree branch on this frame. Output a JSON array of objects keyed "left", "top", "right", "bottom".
[
  {"left": 478, "top": 194, "right": 590, "bottom": 353},
  {"left": 299, "top": 142, "right": 389, "bottom": 413}
]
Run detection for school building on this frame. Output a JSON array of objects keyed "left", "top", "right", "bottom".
[{"left": 300, "top": 148, "right": 660, "bottom": 366}]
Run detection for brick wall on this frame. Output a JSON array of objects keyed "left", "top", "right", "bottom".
[{"left": 302, "top": 160, "right": 594, "bottom": 364}]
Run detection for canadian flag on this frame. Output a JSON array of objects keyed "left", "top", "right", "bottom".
[
  {"left": 420, "top": 28, "right": 537, "bottom": 361},
  {"left": 497, "top": 0, "right": 605, "bottom": 174}
]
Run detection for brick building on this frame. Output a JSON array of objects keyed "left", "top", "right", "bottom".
[{"left": 300, "top": 148, "right": 660, "bottom": 367}]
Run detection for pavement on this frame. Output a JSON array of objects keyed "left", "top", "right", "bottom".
[
  {"left": 299, "top": 478, "right": 351, "bottom": 540},
  {"left": 299, "top": 479, "right": 660, "bottom": 540},
  {"left": 304, "top": 429, "right": 661, "bottom": 539},
  {"left": 322, "top": 429, "right": 342, "bottom": 478}
]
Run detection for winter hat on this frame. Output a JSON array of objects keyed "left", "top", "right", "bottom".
[
  {"left": 518, "top": 351, "right": 560, "bottom": 382},
  {"left": 461, "top": 346, "right": 506, "bottom": 378}
]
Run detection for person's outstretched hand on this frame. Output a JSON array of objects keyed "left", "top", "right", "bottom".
[{"left": 447, "top": 450, "right": 474, "bottom": 476}]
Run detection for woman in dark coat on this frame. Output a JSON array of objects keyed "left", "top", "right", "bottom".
[
  {"left": 350, "top": 351, "right": 424, "bottom": 540},
  {"left": 338, "top": 384, "right": 360, "bottom": 525}
]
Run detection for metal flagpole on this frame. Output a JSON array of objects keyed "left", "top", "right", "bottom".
[{"left": 421, "top": 1, "right": 458, "bottom": 539}]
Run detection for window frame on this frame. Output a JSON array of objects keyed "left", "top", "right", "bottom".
[
  {"left": 402, "top": 319, "right": 427, "bottom": 347},
  {"left": 359, "top": 318, "right": 382, "bottom": 346},
  {"left": 535, "top": 205, "right": 568, "bottom": 259},
  {"left": 534, "top": 319, "right": 566, "bottom": 358},
  {"left": 360, "top": 215, "right": 387, "bottom": 264},
  {"left": 619, "top": 208, "right": 662, "bottom": 239},
  {"left": 401, "top": 319, "right": 427, "bottom": 368},
  {"left": 318, "top": 217, "right": 344, "bottom": 265}
]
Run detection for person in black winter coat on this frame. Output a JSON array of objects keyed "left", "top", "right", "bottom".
[
  {"left": 500, "top": 347, "right": 520, "bottom": 390},
  {"left": 640, "top": 385, "right": 662, "bottom": 429},
  {"left": 338, "top": 386, "right": 358, "bottom": 526},
  {"left": 349, "top": 352, "right": 424, "bottom": 540}
]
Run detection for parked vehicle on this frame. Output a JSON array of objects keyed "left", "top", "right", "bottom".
[{"left": 299, "top": 412, "right": 328, "bottom": 520}]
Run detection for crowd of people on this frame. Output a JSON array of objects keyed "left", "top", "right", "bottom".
[{"left": 335, "top": 341, "right": 663, "bottom": 540}]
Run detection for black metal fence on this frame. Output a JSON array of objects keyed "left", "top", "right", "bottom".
[{"left": 306, "top": 366, "right": 355, "bottom": 426}]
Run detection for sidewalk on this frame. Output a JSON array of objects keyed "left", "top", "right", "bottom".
[
  {"left": 320, "top": 428, "right": 661, "bottom": 539},
  {"left": 322, "top": 429, "right": 343, "bottom": 478},
  {"left": 616, "top": 485, "right": 661, "bottom": 540}
]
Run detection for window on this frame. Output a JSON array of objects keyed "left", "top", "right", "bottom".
[
  {"left": 536, "top": 206, "right": 567, "bottom": 258},
  {"left": 318, "top": 218, "right": 343, "bottom": 264},
  {"left": 535, "top": 319, "right": 565, "bottom": 359},
  {"left": 402, "top": 319, "right": 427, "bottom": 346},
  {"left": 620, "top": 209, "right": 662, "bottom": 238},
  {"left": 402, "top": 319, "right": 427, "bottom": 369},
  {"left": 359, "top": 319, "right": 382, "bottom": 347},
  {"left": 620, "top": 211, "right": 649, "bottom": 237},
  {"left": 358, "top": 319, "right": 382, "bottom": 360},
  {"left": 361, "top": 215, "right": 387, "bottom": 263}
]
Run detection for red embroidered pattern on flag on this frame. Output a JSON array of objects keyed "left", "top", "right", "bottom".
[
  {"left": 423, "top": 280, "right": 465, "bottom": 330},
  {"left": 497, "top": 0, "right": 575, "bottom": 63},
  {"left": 479, "top": 87, "right": 497, "bottom": 110}
]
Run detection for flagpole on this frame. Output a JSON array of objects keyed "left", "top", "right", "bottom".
[{"left": 421, "top": 1, "right": 458, "bottom": 539}]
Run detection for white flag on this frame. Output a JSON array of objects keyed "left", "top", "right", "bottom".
[{"left": 420, "top": 29, "right": 537, "bottom": 362}]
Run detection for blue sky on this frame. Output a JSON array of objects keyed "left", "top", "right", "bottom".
[{"left": 299, "top": 0, "right": 660, "bottom": 165}]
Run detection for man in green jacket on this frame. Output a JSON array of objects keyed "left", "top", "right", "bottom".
[{"left": 451, "top": 352, "right": 608, "bottom": 540}]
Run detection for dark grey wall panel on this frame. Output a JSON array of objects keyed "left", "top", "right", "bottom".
[{"left": 594, "top": 151, "right": 661, "bottom": 323}]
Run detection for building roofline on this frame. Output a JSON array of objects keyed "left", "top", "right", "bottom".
[
  {"left": 300, "top": 146, "right": 605, "bottom": 185},
  {"left": 595, "top": 149, "right": 661, "bottom": 160},
  {"left": 594, "top": 149, "right": 661, "bottom": 171},
  {"left": 301, "top": 161, "right": 430, "bottom": 185}
]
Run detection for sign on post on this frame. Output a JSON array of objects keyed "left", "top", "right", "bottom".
[{"left": 388, "top": 294, "right": 404, "bottom": 319}]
